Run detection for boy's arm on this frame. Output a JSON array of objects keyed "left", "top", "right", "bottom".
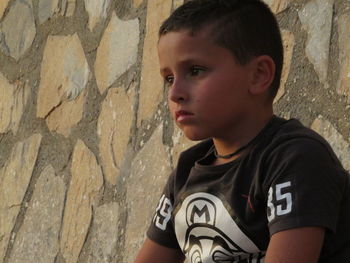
[
  {"left": 134, "top": 238, "right": 185, "bottom": 263},
  {"left": 265, "top": 226, "right": 325, "bottom": 263}
]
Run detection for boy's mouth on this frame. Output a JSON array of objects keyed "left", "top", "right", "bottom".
[{"left": 175, "top": 110, "right": 194, "bottom": 122}]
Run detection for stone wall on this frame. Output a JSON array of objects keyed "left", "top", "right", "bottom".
[{"left": 0, "top": 0, "right": 349, "bottom": 262}]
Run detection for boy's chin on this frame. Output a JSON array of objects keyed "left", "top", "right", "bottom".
[{"left": 181, "top": 129, "right": 209, "bottom": 142}]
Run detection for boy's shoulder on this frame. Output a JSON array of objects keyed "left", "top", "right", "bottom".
[
  {"left": 262, "top": 116, "right": 343, "bottom": 168},
  {"left": 269, "top": 117, "right": 333, "bottom": 151}
]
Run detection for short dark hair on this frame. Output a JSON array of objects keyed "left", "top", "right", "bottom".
[{"left": 159, "top": 0, "right": 283, "bottom": 99}]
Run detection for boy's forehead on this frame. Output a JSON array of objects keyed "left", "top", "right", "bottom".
[
  {"left": 159, "top": 26, "right": 216, "bottom": 48},
  {"left": 158, "top": 30, "right": 217, "bottom": 60},
  {"left": 158, "top": 28, "right": 240, "bottom": 67},
  {"left": 158, "top": 28, "right": 240, "bottom": 70},
  {"left": 164, "top": 22, "right": 215, "bottom": 38}
]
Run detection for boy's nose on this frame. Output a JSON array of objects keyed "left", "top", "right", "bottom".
[{"left": 168, "top": 79, "right": 188, "bottom": 103}]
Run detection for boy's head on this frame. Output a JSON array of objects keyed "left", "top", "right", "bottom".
[{"left": 159, "top": 0, "right": 283, "bottom": 99}]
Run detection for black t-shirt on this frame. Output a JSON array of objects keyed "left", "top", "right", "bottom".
[{"left": 147, "top": 116, "right": 350, "bottom": 262}]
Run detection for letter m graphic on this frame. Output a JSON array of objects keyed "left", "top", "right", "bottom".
[{"left": 190, "top": 205, "right": 210, "bottom": 223}]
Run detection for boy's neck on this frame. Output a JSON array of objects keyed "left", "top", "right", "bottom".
[{"left": 212, "top": 111, "right": 273, "bottom": 165}]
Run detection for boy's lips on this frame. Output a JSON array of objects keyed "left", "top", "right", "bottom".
[{"left": 175, "top": 110, "right": 194, "bottom": 122}]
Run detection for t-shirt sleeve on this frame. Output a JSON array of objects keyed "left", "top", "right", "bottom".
[
  {"left": 263, "top": 137, "right": 347, "bottom": 236},
  {"left": 146, "top": 170, "right": 180, "bottom": 249}
]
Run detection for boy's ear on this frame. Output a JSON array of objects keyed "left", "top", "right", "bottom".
[{"left": 248, "top": 55, "right": 275, "bottom": 95}]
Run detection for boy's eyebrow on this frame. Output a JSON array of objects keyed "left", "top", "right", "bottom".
[
  {"left": 159, "top": 58, "right": 205, "bottom": 74},
  {"left": 159, "top": 68, "right": 169, "bottom": 75}
]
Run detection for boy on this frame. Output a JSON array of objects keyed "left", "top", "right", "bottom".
[{"left": 135, "top": 0, "right": 350, "bottom": 262}]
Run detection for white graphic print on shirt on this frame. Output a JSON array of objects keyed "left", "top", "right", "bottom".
[
  {"left": 153, "top": 194, "right": 173, "bottom": 230},
  {"left": 174, "top": 192, "right": 265, "bottom": 263}
]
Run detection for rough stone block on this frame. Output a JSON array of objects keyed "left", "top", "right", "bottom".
[
  {"left": 137, "top": 0, "right": 172, "bottom": 126},
  {"left": 38, "top": 0, "right": 60, "bottom": 24},
  {"left": 95, "top": 13, "right": 139, "bottom": 94},
  {"left": 86, "top": 202, "right": 119, "bottom": 263},
  {"left": 274, "top": 30, "right": 295, "bottom": 103},
  {"left": 173, "top": 0, "right": 184, "bottom": 9},
  {"left": 84, "top": 0, "right": 111, "bottom": 31},
  {"left": 0, "top": 73, "right": 30, "bottom": 134},
  {"left": 298, "top": 0, "right": 334, "bottom": 84},
  {"left": 263, "top": 0, "right": 290, "bottom": 13},
  {"left": 0, "top": 0, "right": 36, "bottom": 61},
  {"left": 60, "top": 140, "right": 103, "bottom": 263},
  {"left": 337, "top": 13, "right": 350, "bottom": 103},
  {"left": 0, "top": 0, "right": 10, "bottom": 19},
  {"left": 133, "top": 0, "right": 143, "bottom": 8},
  {"left": 311, "top": 116, "right": 350, "bottom": 171},
  {"left": 98, "top": 85, "right": 135, "bottom": 185},
  {"left": 9, "top": 166, "right": 65, "bottom": 263},
  {"left": 37, "top": 34, "right": 90, "bottom": 137},
  {"left": 125, "top": 125, "right": 172, "bottom": 262},
  {"left": 0, "top": 134, "right": 42, "bottom": 261},
  {"left": 60, "top": 0, "right": 76, "bottom": 16}
]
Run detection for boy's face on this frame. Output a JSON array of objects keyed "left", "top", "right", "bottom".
[{"left": 158, "top": 29, "right": 256, "bottom": 141}]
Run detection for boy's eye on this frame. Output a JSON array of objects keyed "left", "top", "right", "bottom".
[
  {"left": 190, "top": 66, "right": 206, "bottom": 76},
  {"left": 164, "top": 75, "right": 174, "bottom": 85}
]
